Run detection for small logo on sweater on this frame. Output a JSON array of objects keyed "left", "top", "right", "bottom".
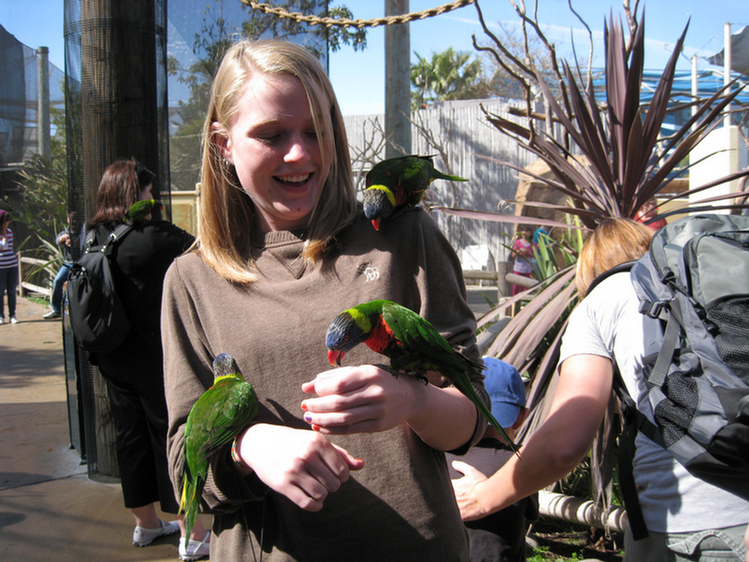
[{"left": 358, "top": 263, "right": 380, "bottom": 282}]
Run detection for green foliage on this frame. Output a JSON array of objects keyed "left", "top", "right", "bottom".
[
  {"left": 6, "top": 107, "right": 68, "bottom": 255},
  {"left": 411, "top": 47, "right": 485, "bottom": 108}
]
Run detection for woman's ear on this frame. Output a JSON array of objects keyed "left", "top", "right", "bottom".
[{"left": 211, "top": 122, "right": 232, "bottom": 163}]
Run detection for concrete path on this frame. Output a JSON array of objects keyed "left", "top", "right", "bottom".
[{"left": 0, "top": 297, "right": 180, "bottom": 562}]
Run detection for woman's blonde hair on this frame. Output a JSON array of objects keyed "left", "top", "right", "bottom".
[
  {"left": 576, "top": 217, "right": 654, "bottom": 297},
  {"left": 197, "top": 39, "right": 357, "bottom": 283}
]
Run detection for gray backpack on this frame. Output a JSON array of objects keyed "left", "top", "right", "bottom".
[{"left": 612, "top": 214, "right": 749, "bottom": 538}]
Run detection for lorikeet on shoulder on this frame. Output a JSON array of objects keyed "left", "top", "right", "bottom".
[
  {"left": 125, "top": 199, "right": 163, "bottom": 222},
  {"left": 362, "top": 155, "right": 467, "bottom": 230}
]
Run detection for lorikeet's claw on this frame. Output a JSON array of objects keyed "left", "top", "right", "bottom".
[{"left": 376, "top": 364, "right": 400, "bottom": 379}]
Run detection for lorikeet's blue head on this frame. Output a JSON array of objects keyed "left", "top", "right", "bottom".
[
  {"left": 326, "top": 309, "right": 372, "bottom": 366},
  {"left": 362, "top": 186, "right": 396, "bottom": 231}
]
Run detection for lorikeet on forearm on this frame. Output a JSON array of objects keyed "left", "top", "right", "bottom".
[
  {"left": 362, "top": 155, "right": 467, "bottom": 230},
  {"left": 325, "top": 299, "right": 518, "bottom": 453},
  {"left": 180, "top": 353, "right": 258, "bottom": 539}
]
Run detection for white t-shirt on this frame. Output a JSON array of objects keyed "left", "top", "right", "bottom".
[{"left": 559, "top": 272, "right": 749, "bottom": 533}]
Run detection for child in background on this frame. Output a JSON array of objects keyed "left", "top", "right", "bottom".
[
  {"left": 511, "top": 225, "right": 535, "bottom": 296},
  {"left": 450, "top": 357, "right": 537, "bottom": 562}
]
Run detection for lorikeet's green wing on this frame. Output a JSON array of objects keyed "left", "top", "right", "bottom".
[
  {"left": 380, "top": 301, "right": 518, "bottom": 453},
  {"left": 124, "top": 199, "right": 163, "bottom": 222},
  {"left": 181, "top": 353, "right": 258, "bottom": 539}
]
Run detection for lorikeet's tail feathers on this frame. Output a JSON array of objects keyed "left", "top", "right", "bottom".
[
  {"left": 432, "top": 169, "right": 468, "bottom": 182},
  {"left": 453, "top": 373, "right": 519, "bottom": 455},
  {"left": 180, "top": 470, "right": 203, "bottom": 540}
]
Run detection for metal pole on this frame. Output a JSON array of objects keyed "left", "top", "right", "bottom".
[
  {"left": 691, "top": 54, "right": 698, "bottom": 132},
  {"left": 384, "top": 0, "right": 411, "bottom": 157},
  {"left": 37, "top": 47, "right": 51, "bottom": 159},
  {"left": 724, "top": 22, "right": 732, "bottom": 129}
]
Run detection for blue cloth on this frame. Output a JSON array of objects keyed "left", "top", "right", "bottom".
[
  {"left": 482, "top": 357, "right": 526, "bottom": 428},
  {"left": 50, "top": 262, "right": 71, "bottom": 313}
]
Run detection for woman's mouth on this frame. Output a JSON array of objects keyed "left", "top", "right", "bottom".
[{"left": 275, "top": 173, "right": 311, "bottom": 186}]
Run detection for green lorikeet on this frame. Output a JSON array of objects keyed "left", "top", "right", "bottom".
[
  {"left": 180, "top": 353, "right": 259, "bottom": 539},
  {"left": 125, "top": 199, "right": 163, "bottom": 222},
  {"left": 362, "top": 155, "right": 467, "bottom": 230},
  {"left": 325, "top": 299, "right": 518, "bottom": 453}
]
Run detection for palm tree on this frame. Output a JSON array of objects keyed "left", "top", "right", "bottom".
[{"left": 411, "top": 47, "right": 485, "bottom": 108}]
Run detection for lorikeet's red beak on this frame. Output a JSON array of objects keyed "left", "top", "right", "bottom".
[
  {"left": 328, "top": 350, "right": 344, "bottom": 366},
  {"left": 371, "top": 218, "right": 381, "bottom": 231}
]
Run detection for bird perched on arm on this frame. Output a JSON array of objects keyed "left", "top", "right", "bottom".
[
  {"left": 325, "top": 299, "right": 518, "bottom": 453},
  {"left": 125, "top": 199, "right": 163, "bottom": 222},
  {"left": 362, "top": 155, "right": 467, "bottom": 230},
  {"left": 180, "top": 353, "right": 258, "bottom": 539}
]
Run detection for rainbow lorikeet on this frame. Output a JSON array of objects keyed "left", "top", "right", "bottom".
[
  {"left": 362, "top": 155, "right": 467, "bottom": 230},
  {"left": 325, "top": 299, "right": 518, "bottom": 453},
  {"left": 180, "top": 353, "right": 258, "bottom": 539},
  {"left": 125, "top": 199, "right": 163, "bottom": 222}
]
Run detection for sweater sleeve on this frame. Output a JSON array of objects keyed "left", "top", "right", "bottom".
[{"left": 408, "top": 210, "right": 488, "bottom": 453}]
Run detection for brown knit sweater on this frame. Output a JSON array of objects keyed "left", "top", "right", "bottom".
[{"left": 162, "top": 209, "right": 487, "bottom": 562}]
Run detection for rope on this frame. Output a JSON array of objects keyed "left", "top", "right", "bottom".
[{"left": 241, "top": 0, "right": 475, "bottom": 29}]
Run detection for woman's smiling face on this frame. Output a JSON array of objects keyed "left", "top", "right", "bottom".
[{"left": 218, "top": 71, "right": 326, "bottom": 232}]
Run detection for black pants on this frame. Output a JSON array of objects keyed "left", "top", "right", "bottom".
[{"left": 95, "top": 332, "right": 178, "bottom": 513}]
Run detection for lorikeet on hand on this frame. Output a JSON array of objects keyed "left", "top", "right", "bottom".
[
  {"left": 362, "top": 155, "right": 467, "bottom": 230},
  {"left": 180, "top": 353, "right": 258, "bottom": 539},
  {"left": 125, "top": 199, "right": 163, "bottom": 222},
  {"left": 325, "top": 299, "right": 518, "bottom": 453}
]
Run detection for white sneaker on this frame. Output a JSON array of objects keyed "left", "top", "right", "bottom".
[
  {"left": 9, "top": 316, "right": 18, "bottom": 324},
  {"left": 132, "top": 519, "right": 179, "bottom": 547},
  {"left": 0, "top": 317, "right": 4, "bottom": 325},
  {"left": 179, "top": 531, "right": 211, "bottom": 561}
]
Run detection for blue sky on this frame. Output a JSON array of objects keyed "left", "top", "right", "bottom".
[{"left": 1, "top": 0, "right": 746, "bottom": 115}]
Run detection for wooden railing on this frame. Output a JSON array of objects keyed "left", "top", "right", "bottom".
[{"left": 17, "top": 252, "right": 52, "bottom": 298}]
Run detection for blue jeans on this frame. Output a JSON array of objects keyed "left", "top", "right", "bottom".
[
  {"left": 51, "top": 262, "right": 71, "bottom": 313},
  {"left": 0, "top": 265, "right": 19, "bottom": 318},
  {"left": 625, "top": 523, "right": 748, "bottom": 562}
]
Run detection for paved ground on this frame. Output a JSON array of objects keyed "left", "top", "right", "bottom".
[{"left": 0, "top": 297, "right": 181, "bottom": 562}]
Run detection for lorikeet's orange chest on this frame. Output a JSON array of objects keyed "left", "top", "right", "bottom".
[{"left": 365, "top": 318, "right": 401, "bottom": 355}]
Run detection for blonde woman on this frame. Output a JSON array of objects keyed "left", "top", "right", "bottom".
[
  {"left": 453, "top": 218, "right": 749, "bottom": 562},
  {"left": 162, "top": 39, "right": 487, "bottom": 561}
]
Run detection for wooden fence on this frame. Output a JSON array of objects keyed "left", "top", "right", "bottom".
[{"left": 17, "top": 252, "right": 52, "bottom": 298}]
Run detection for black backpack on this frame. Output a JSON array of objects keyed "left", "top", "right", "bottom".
[
  {"left": 596, "top": 214, "right": 749, "bottom": 539},
  {"left": 67, "top": 223, "right": 134, "bottom": 354}
]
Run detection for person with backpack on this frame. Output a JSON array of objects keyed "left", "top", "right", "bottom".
[
  {"left": 453, "top": 218, "right": 749, "bottom": 562},
  {"left": 82, "top": 160, "right": 206, "bottom": 560}
]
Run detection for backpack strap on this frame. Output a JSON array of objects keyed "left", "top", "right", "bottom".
[
  {"left": 612, "top": 367, "right": 650, "bottom": 540},
  {"left": 586, "top": 261, "right": 635, "bottom": 295},
  {"left": 86, "top": 222, "right": 134, "bottom": 255}
]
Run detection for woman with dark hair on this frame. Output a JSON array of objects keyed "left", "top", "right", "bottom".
[
  {"left": 0, "top": 209, "right": 19, "bottom": 324},
  {"left": 86, "top": 159, "right": 205, "bottom": 560}
]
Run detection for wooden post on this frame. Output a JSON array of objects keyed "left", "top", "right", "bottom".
[{"left": 384, "top": 0, "right": 411, "bottom": 157}]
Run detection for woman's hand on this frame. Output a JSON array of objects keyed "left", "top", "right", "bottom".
[
  {"left": 300, "top": 365, "right": 424, "bottom": 435},
  {"left": 451, "top": 459, "right": 490, "bottom": 521},
  {"left": 234, "top": 423, "right": 364, "bottom": 512}
]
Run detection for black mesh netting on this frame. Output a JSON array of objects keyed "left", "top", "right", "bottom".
[
  {"left": 649, "top": 358, "right": 699, "bottom": 448},
  {"left": 707, "top": 296, "right": 749, "bottom": 386},
  {"left": 63, "top": 0, "right": 328, "bottom": 482}
]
